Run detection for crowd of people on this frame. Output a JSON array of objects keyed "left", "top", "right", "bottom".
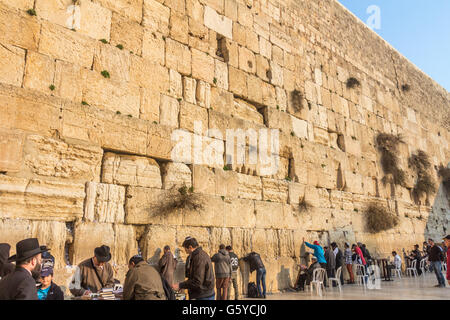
[{"left": 0, "top": 234, "right": 449, "bottom": 300}]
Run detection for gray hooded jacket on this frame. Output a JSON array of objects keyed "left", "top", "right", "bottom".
[{"left": 211, "top": 249, "right": 232, "bottom": 279}]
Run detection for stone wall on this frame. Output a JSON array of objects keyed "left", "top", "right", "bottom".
[{"left": 0, "top": 0, "right": 449, "bottom": 295}]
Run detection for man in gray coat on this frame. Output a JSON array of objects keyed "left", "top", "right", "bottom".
[
  {"left": 0, "top": 238, "right": 49, "bottom": 300},
  {"left": 211, "top": 244, "right": 232, "bottom": 300},
  {"left": 323, "top": 246, "right": 336, "bottom": 287}
]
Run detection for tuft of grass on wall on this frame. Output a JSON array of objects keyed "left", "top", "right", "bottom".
[
  {"left": 409, "top": 150, "right": 436, "bottom": 200},
  {"left": 298, "top": 198, "right": 312, "bottom": 213},
  {"left": 346, "top": 77, "right": 360, "bottom": 89},
  {"left": 290, "top": 89, "right": 303, "bottom": 112},
  {"left": 376, "top": 133, "right": 406, "bottom": 186},
  {"left": 365, "top": 203, "right": 399, "bottom": 233},
  {"left": 152, "top": 185, "right": 204, "bottom": 216}
]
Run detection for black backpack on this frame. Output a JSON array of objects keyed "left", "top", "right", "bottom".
[
  {"left": 247, "top": 282, "right": 258, "bottom": 298},
  {"left": 160, "top": 275, "right": 176, "bottom": 300}
]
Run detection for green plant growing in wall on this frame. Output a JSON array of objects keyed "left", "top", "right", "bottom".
[
  {"left": 376, "top": 133, "right": 406, "bottom": 186},
  {"left": 49, "top": 85, "right": 55, "bottom": 91},
  {"left": 408, "top": 150, "right": 436, "bottom": 203},
  {"left": 365, "top": 203, "right": 399, "bottom": 234},
  {"left": 81, "top": 101, "right": 89, "bottom": 106},
  {"left": 438, "top": 165, "right": 450, "bottom": 192},
  {"left": 100, "top": 39, "right": 108, "bottom": 44},
  {"left": 116, "top": 44, "right": 124, "bottom": 50},
  {"left": 290, "top": 89, "right": 303, "bottom": 112},
  {"left": 298, "top": 197, "right": 312, "bottom": 213},
  {"left": 101, "top": 70, "right": 110, "bottom": 78},
  {"left": 346, "top": 77, "right": 360, "bottom": 89},
  {"left": 401, "top": 84, "right": 411, "bottom": 92},
  {"left": 27, "top": 9, "right": 36, "bottom": 16},
  {"left": 152, "top": 185, "right": 204, "bottom": 216}
]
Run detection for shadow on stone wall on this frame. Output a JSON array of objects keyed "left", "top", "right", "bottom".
[
  {"left": 277, "top": 265, "right": 292, "bottom": 289},
  {"left": 424, "top": 163, "right": 450, "bottom": 240}
]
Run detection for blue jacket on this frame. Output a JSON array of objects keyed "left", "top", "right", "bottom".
[{"left": 305, "top": 242, "right": 327, "bottom": 264}]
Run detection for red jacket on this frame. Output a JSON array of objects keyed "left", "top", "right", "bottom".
[
  {"left": 355, "top": 247, "right": 366, "bottom": 265},
  {"left": 447, "top": 248, "right": 449, "bottom": 280}
]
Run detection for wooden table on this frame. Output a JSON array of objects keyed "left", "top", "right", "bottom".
[{"left": 374, "top": 258, "right": 393, "bottom": 281}]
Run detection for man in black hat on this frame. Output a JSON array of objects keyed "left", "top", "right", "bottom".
[
  {"left": 0, "top": 238, "right": 49, "bottom": 300},
  {"left": 69, "top": 245, "right": 115, "bottom": 297}
]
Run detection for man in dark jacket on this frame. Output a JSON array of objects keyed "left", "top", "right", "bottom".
[
  {"left": 428, "top": 238, "right": 446, "bottom": 287},
  {"left": 331, "top": 242, "right": 344, "bottom": 286},
  {"left": 226, "top": 245, "right": 239, "bottom": 300},
  {"left": 124, "top": 255, "right": 166, "bottom": 300},
  {"left": 0, "top": 238, "right": 49, "bottom": 300},
  {"left": 159, "top": 245, "right": 177, "bottom": 286},
  {"left": 172, "top": 237, "right": 215, "bottom": 300},
  {"left": 323, "top": 246, "right": 336, "bottom": 286},
  {"left": 243, "top": 252, "right": 266, "bottom": 298},
  {"left": 0, "top": 243, "right": 15, "bottom": 278},
  {"left": 295, "top": 256, "right": 321, "bottom": 291},
  {"left": 211, "top": 244, "right": 232, "bottom": 300},
  {"left": 69, "top": 245, "right": 115, "bottom": 297},
  {"left": 37, "top": 266, "right": 64, "bottom": 300}
]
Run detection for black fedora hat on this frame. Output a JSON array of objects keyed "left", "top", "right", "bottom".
[
  {"left": 8, "top": 238, "right": 50, "bottom": 263},
  {"left": 94, "top": 245, "right": 111, "bottom": 262}
]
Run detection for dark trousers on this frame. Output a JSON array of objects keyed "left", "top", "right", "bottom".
[
  {"left": 216, "top": 278, "right": 230, "bottom": 300},
  {"left": 256, "top": 267, "right": 266, "bottom": 297},
  {"left": 296, "top": 274, "right": 308, "bottom": 290},
  {"left": 227, "top": 272, "right": 239, "bottom": 300}
]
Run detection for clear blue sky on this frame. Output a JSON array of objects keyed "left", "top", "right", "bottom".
[{"left": 338, "top": 0, "right": 450, "bottom": 92}]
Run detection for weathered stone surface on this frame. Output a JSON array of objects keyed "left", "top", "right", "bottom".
[
  {"left": 143, "top": 0, "right": 170, "bottom": 34},
  {"left": 0, "top": 4, "right": 40, "bottom": 50},
  {"left": 62, "top": 101, "right": 147, "bottom": 156},
  {"left": 192, "top": 165, "right": 215, "bottom": 195},
  {"left": 110, "top": 13, "right": 143, "bottom": 55},
  {"left": 140, "top": 224, "right": 177, "bottom": 261},
  {"left": 0, "top": 218, "right": 67, "bottom": 268},
  {"left": 0, "top": 129, "right": 24, "bottom": 172},
  {"left": 161, "top": 162, "right": 192, "bottom": 189},
  {"left": 262, "top": 177, "right": 288, "bottom": 203},
  {"left": 102, "top": 152, "right": 162, "bottom": 188},
  {"left": 159, "top": 95, "right": 180, "bottom": 127},
  {"left": 165, "top": 38, "right": 191, "bottom": 75},
  {"left": 223, "top": 198, "right": 256, "bottom": 228},
  {"left": 84, "top": 182, "right": 125, "bottom": 223},
  {"left": 23, "top": 51, "right": 55, "bottom": 93},
  {"left": 204, "top": 6, "right": 232, "bottom": 39},
  {"left": 72, "top": 221, "right": 115, "bottom": 264},
  {"left": 113, "top": 223, "right": 138, "bottom": 265},
  {"left": 39, "top": 22, "right": 95, "bottom": 68},
  {"left": 237, "top": 173, "right": 262, "bottom": 200},
  {"left": 21, "top": 135, "right": 103, "bottom": 182},
  {"left": 215, "top": 168, "right": 239, "bottom": 198},
  {"left": 0, "top": 44, "right": 25, "bottom": 87},
  {"left": 93, "top": 43, "right": 131, "bottom": 83},
  {"left": 54, "top": 60, "right": 86, "bottom": 103},
  {"left": 182, "top": 195, "right": 225, "bottom": 227},
  {"left": 191, "top": 48, "right": 215, "bottom": 83},
  {"left": 82, "top": 70, "right": 140, "bottom": 118},
  {"left": 94, "top": 0, "right": 143, "bottom": 23},
  {"left": 0, "top": 175, "right": 85, "bottom": 221}
]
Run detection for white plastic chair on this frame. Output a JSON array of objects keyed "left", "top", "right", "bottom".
[
  {"left": 308, "top": 268, "right": 326, "bottom": 296},
  {"left": 419, "top": 258, "right": 427, "bottom": 276},
  {"left": 392, "top": 264, "right": 402, "bottom": 278},
  {"left": 441, "top": 261, "right": 447, "bottom": 272},
  {"left": 406, "top": 260, "right": 418, "bottom": 277},
  {"left": 355, "top": 264, "right": 367, "bottom": 288},
  {"left": 328, "top": 266, "right": 342, "bottom": 291}
]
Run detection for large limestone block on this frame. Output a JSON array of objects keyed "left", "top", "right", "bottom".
[
  {"left": 72, "top": 221, "right": 115, "bottom": 265},
  {"left": 176, "top": 225, "right": 210, "bottom": 255},
  {"left": 54, "top": 60, "right": 86, "bottom": 103},
  {"left": 237, "top": 173, "right": 262, "bottom": 200},
  {"left": 94, "top": 0, "right": 143, "bottom": 23},
  {"left": 179, "top": 101, "right": 208, "bottom": 132},
  {"left": 165, "top": 38, "right": 191, "bottom": 75},
  {"left": 140, "top": 224, "right": 177, "bottom": 261},
  {"left": 192, "top": 165, "right": 216, "bottom": 196},
  {"left": 62, "top": 101, "right": 147, "bottom": 156},
  {"left": 251, "top": 229, "right": 279, "bottom": 258},
  {"left": 0, "top": 219, "right": 67, "bottom": 268},
  {"left": 110, "top": 13, "right": 143, "bottom": 55},
  {"left": 143, "top": 0, "right": 170, "bottom": 34},
  {"left": 169, "top": 11, "right": 189, "bottom": 44},
  {"left": 102, "top": 152, "right": 162, "bottom": 188},
  {"left": 232, "top": 99, "right": 264, "bottom": 124},
  {"left": 1, "top": 0, "right": 34, "bottom": 10},
  {"left": 142, "top": 30, "right": 165, "bottom": 65},
  {"left": 0, "top": 4, "right": 40, "bottom": 50},
  {"left": 93, "top": 43, "right": 131, "bottom": 83},
  {"left": 161, "top": 162, "right": 192, "bottom": 189},
  {"left": 35, "top": 0, "right": 112, "bottom": 40},
  {"left": 204, "top": 6, "right": 232, "bottom": 39},
  {"left": 147, "top": 123, "right": 174, "bottom": 161},
  {"left": 113, "top": 224, "right": 138, "bottom": 265},
  {"left": 0, "top": 85, "right": 61, "bottom": 137},
  {"left": 0, "top": 129, "right": 24, "bottom": 172},
  {"left": 39, "top": 22, "right": 95, "bottom": 68},
  {"left": 84, "top": 182, "right": 126, "bottom": 223},
  {"left": 82, "top": 70, "right": 140, "bottom": 118},
  {"left": 125, "top": 187, "right": 182, "bottom": 225},
  {"left": 0, "top": 175, "right": 85, "bottom": 221},
  {"left": 22, "top": 135, "right": 103, "bottom": 182},
  {"left": 182, "top": 195, "right": 225, "bottom": 228},
  {"left": 255, "top": 201, "right": 293, "bottom": 229},
  {"left": 191, "top": 48, "right": 215, "bottom": 83},
  {"left": 23, "top": 51, "right": 55, "bottom": 93},
  {"left": 288, "top": 182, "right": 305, "bottom": 205},
  {"left": 262, "top": 178, "right": 288, "bottom": 203},
  {"left": 223, "top": 198, "right": 256, "bottom": 228},
  {"left": 229, "top": 228, "right": 252, "bottom": 257},
  {"left": 0, "top": 43, "right": 25, "bottom": 86},
  {"left": 209, "top": 228, "right": 232, "bottom": 255},
  {"left": 215, "top": 168, "right": 238, "bottom": 198}
]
